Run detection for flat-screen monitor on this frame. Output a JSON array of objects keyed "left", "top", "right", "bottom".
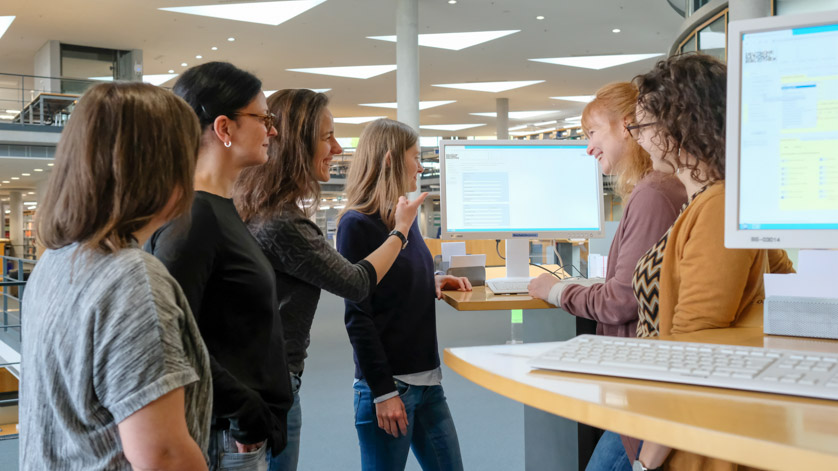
[
  {"left": 726, "top": 11, "right": 838, "bottom": 249},
  {"left": 439, "top": 140, "right": 604, "bottom": 279}
]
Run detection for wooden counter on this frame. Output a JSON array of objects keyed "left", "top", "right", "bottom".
[{"left": 444, "top": 328, "right": 838, "bottom": 471}]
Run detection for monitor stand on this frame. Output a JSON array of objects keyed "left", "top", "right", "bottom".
[{"left": 498, "top": 238, "right": 531, "bottom": 282}]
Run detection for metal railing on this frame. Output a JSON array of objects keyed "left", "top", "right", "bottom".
[
  {"left": 0, "top": 72, "right": 106, "bottom": 127},
  {"left": 0, "top": 255, "right": 35, "bottom": 343}
]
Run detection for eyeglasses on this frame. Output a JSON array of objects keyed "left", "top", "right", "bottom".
[
  {"left": 234, "top": 112, "right": 277, "bottom": 131},
  {"left": 625, "top": 122, "right": 656, "bottom": 139}
]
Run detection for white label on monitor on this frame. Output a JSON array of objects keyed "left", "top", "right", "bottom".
[{"left": 739, "top": 25, "right": 838, "bottom": 231}]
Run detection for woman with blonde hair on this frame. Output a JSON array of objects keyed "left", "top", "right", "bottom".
[
  {"left": 21, "top": 82, "right": 210, "bottom": 470},
  {"left": 527, "top": 82, "right": 687, "bottom": 471},
  {"left": 232, "top": 89, "right": 426, "bottom": 471},
  {"left": 337, "top": 118, "right": 469, "bottom": 471}
]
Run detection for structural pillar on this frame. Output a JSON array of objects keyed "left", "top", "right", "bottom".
[
  {"left": 9, "top": 192, "right": 23, "bottom": 258},
  {"left": 728, "top": 0, "right": 772, "bottom": 21},
  {"left": 496, "top": 98, "right": 509, "bottom": 139},
  {"left": 396, "top": 0, "right": 423, "bottom": 232}
]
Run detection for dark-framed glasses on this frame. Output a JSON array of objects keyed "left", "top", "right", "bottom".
[
  {"left": 625, "top": 122, "right": 656, "bottom": 139},
  {"left": 235, "top": 112, "right": 277, "bottom": 131}
]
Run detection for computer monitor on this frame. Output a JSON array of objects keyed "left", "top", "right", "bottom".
[
  {"left": 726, "top": 11, "right": 838, "bottom": 249},
  {"left": 439, "top": 140, "right": 604, "bottom": 279}
]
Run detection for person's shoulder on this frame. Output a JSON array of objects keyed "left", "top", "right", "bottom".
[{"left": 636, "top": 171, "right": 687, "bottom": 200}]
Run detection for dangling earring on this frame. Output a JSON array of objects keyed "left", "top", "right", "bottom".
[
  {"left": 675, "top": 147, "right": 682, "bottom": 174},
  {"left": 224, "top": 141, "right": 232, "bottom": 148}
]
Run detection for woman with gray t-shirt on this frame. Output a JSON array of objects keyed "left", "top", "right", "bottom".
[{"left": 20, "top": 82, "right": 211, "bottom": 471}]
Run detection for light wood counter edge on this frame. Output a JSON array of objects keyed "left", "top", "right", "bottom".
[
  {"left": 0, "top": 422, "right": 18, "bottom": 437},
  {"left": 443, "top": 348, "right": 838, "bottom": 471}
]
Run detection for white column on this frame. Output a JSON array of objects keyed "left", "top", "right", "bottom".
[
  {"left": 9, "top": 192, "right": 23, "bottom": 258},
  {"left": 397, "top": 0, "right": 419, "bottom": 133},
  {"left": 728, "top": 0, "right": 772, "bottom": 21},
  {"left": 34, "top": 40, "right": 61, "bottom": 94},
  {"left": 496, "top": 98, "right": 509, "bottom": 140}
]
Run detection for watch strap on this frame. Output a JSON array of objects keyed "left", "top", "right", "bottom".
[{"left": 388, "top": 229, "right": 408, "bottom": 249}]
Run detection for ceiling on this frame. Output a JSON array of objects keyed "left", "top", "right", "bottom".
[{"left": 0, "top": 0, "right": 684, "bottom": 198}]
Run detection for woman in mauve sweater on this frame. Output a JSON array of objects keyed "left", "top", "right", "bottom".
[
  {"left": 628, "top": 53, "right": 794, "bottom": 471},
  {"left": 529, "top": 82, "right": 687, "bottom": 339}
]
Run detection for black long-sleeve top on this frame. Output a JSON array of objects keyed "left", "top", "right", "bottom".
[
  {"left": 247, "top": 205, "right": 376, "bottom": 376},
  {"left": 146, "top": 191, "right": 292, "bottom": 451},
  {"left": 337, "top": 210, "right": 440, "bottom": 399}
]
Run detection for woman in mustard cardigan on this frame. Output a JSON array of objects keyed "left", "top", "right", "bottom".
[{"left": 627, "top": 53, "right": 794, "bottom": 471}]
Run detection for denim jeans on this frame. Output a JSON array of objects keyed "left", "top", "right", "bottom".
[
  {"left": 353, "top": 379, "right": 464, "bottom": 471},
  {"left": 208, "top": 425, "right": 269, "bottom": 471},
  {"left": 585, "top": 431, "right": 634, "bottom": 471},
  {"left": 267, "top": 373, "right": 302, "bottom": 471}
]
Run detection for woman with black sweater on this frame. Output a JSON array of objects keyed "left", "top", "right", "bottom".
[
  {"left": 146, "top": 62, "right": 292, "bottom": 471},
  {"left": 337, "top": 118, "right": 470, "bottom": 471}
]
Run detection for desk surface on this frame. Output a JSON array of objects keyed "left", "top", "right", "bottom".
[
  {"left": 444, "top": 328, "right": 838, "bottom": 471},
  {"left": 440, "top": 265, "right": 559, "bottom": 311}
]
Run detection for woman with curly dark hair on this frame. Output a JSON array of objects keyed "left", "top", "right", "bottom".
[{"left": 615, "top": 53, "right": 795, "bottom": 471}]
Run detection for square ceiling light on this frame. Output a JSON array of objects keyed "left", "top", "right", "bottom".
[
  {"left": 420, "top": 124, "right": 485, "bottom": 131},
  {"left": 88, "top": 74, "right": 178, "bottom": 86},
  {"left": 288, "top": 65, "right": 396, "bottom": 79},
  {"left": 432, "top": 80, "right": 543, "bottom": 93},
  {"left": 530, "top": 53, "right": 663, "bottom": 70},
  {"left": 333, "top": 116, "right": 385, "bottom": 124},
  {"left": 367, "top": 30, "right": 519, "bottom": 51},
  {"left": 359, "top": 101, "right": 455, "bottom": 110},
  {"left": 159, "top": 0, "right": 326, "bottom": 26},
  {"left": 470, "top": 110, "right": 556, "bottom": 120},
  {"left": 0, "top": 16, "right": 14, "bottom": 40},
  {"left": 551, "top": 95, "right": 595, "bottom": 103}
]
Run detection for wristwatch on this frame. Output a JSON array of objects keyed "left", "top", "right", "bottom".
[
  {"left": 633, "top": 460, "right": 663, "bottom": 471},
  {"left": 388, "top": 229, "right": 408, "bottom": 250}
]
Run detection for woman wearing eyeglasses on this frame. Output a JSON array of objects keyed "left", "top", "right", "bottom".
[
  {"left": 146, "top": 62, "right": 292, "bottom": 471},
  {"left": 232, "top": 89, "right": 427, "bottom": 471},
  {"left": 624, "top": 53, "right": 793, "bottom": 471},
  {"left": 527, "top": 82, "right": 687, "bottom": 471}
]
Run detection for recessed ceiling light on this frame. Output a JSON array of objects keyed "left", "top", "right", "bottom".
[
  {"left": 5, "top": 109, "right": 19, "bottom": 114},
  {"left": 21, "top": 173, "right": 30, "bottom": 176},
  {"left": 27, "top": 192, "right": 34, "bottom": 195},
  {"left": 360, "top": 100, "right": 456, "bottom": 110},
  {"left": 264, "top": 90, "right": 277, "bottom": 97},
  {"left": 168, "top": 69, "right": 175, "bottom": 73},
  {"left": 196, "top": 55, "right": 203, "bottom": 59},
  {"left": 471, "top": 110, "right": 555, "bottom": 120},
  {"left": 534, "top": 120, "right": 557, "bottom": 126},
  {"left": 551, "top": 95, "right": 595, "bottom": 103},
  {"left": 448, "top": 0, "right": 457, "bottom": 4},
  {"left": 508, "top": 124, "right": 529, "bottom": 131},
  {"left": 11, "top": 177, "right": 18, "bottom": 180},
  {"left": 419, "top": 124, "right": 485, "bottom": 131},
  {"left": 333, "top": 116, "right": 386, "bottom": 124},
  {"left": 228, "top": 37, "right": 235, "bottom": 42},
  {"left": 564, "top": 115, "right": 583, "bottom": 121},
  {"left": 48, "top": 163, "right": 54, "bottom": 166},
  {"left": 368, "top": 30, "right": 519, "bottom": 51},
  {"left": 211, "top": 46, "right": 218, "bottom": 51},
  {"left": 0, "top": 16, "right": 14, "bottom": 40},
  {"left": 530, "top": 53, "right": 664, "bottom": 70},
  {"left": 160, "top": 1, "right": 327, "bottom": 26},
  {"left": 310, "top": 88, "right": 332, "bottom": 93},
  {"left": 34, "top": 169, "right": 43, "bottom": 172},
  {"left": 536, "top": 16, "right": 545, "bottom": 20},
  {"left": 612, "top": 28, "right": 621, "bottom": 33},
  {"left": 181, "top": 62, "right": 188, "bottom": 67},
  {"left": 287, "top": 65, "right": 397, "bottom": 79},
  {"left": 1, "top": 181, "right": 8, "bottom": 184},
  {"left": 432, "top": 80, "right": 544, "bottom": 93}
]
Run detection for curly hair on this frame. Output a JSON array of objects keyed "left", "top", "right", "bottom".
[
  {"left": 632, "top": 53, "right": 727, "bottom": 183},
  {"left": 582, "top": 82, "right": 652, "bottom": 198}
]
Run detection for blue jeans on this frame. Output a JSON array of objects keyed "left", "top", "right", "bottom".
[
  {"left": 208, "top": 425, "right": 269, "bottom": 471},
  {"left": 268, "top": 373, "right": 302, "bottom": 471},
  {"left": 585, "top": 431, "right": 634, "bottom": 471},
  {"left": 353, "top": 379, "right": 464, "bottom": 471}
]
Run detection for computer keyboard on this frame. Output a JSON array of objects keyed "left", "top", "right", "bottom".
[
  {"left": 529, "top": 335, "right": 838, "bottom": 401},
  {"left": 487, "top": 277, "right": 534, "bottom": 294}
]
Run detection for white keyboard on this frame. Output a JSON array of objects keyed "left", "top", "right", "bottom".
[
  {"left": 487, "top": 277, "right": 534, "bottom": 294},
  {"left": 529, "top": 335, "right": 838, "bottom": 401}
]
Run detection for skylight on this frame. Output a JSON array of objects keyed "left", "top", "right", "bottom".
[
  {"left": 470, "top": 110, "right": 556, "bottom": 120},
  {"left": 432, "top": 80, "right": 544, "bottom": 93},
  {"left": 530, "top": 54, "right": 663, "bottom": 70},
  {"left": 551, "top": 95, "right": 595, "bottom": 103},
  {"left": 359, "top": 101, "right": 455, "bottom": 110},
  {"left": 288, "top": 65, "right": 396, "bottom": 79},
  {"left": 367, "top": 30, "right": 519, "bottom": 51},
  {"left": 419, "top": 124, "right": 485, "bottom": 131},
  {"left": 159, "top": 0, "right": 327, "bottom": 26},
  {"left": 0, "top": 16, "right": 14, "bottom": 40},
  {"left": 333, "top": 116, "right": 386, "bottom": 124},
  {"left": 87, "top": 74, "right": 178, "bottom": 86}
]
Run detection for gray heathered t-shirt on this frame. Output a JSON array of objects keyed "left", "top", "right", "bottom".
[{"left": 19, "top": 244, "right": 212, "bottom": 470}]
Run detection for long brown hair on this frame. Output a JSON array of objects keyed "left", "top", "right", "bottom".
[
  {"left": 38, "top": 82, "right": 200, "bottom": 253},
  {"left": 582, "top": 82, "right": 652, "bottom": 198},
  {"left": 633, "top": 53, "right": 727, "bottom": 183},
  {"left": 339, "top": 119, "right": 417, "bottom": 230},
  {"left": 234, "top": 89, "right": 328, "bottom": 221}
]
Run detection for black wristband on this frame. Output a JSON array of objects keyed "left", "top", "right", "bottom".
[{"left": 388, "top": 229, "right": 408, "bottom": 249}]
